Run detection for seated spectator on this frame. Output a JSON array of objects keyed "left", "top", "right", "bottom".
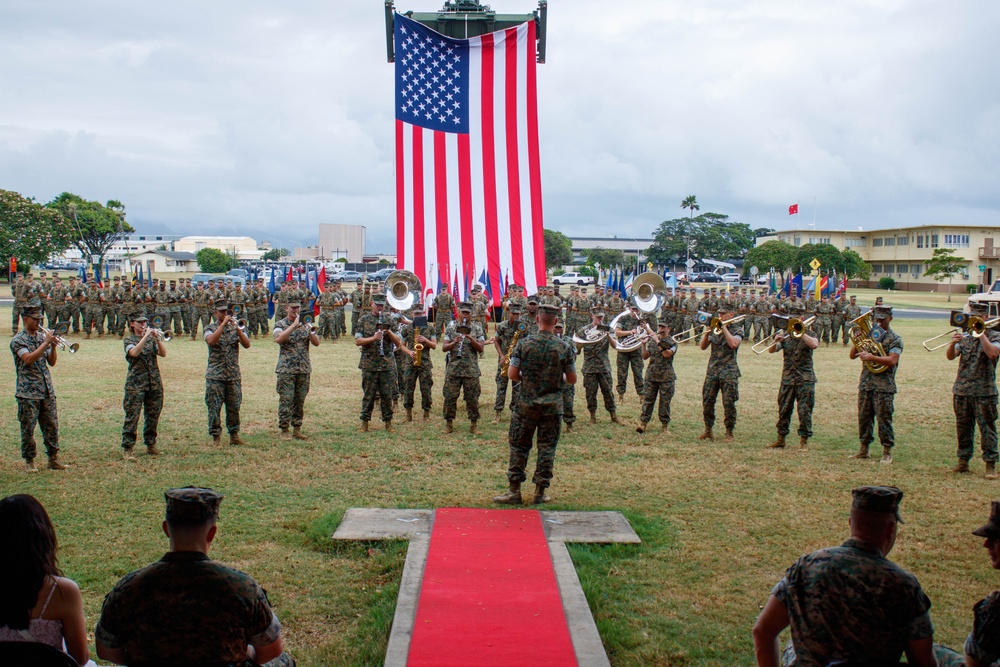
[
  {"left": 95, "top": 486, "right": 294, "bottom": 666},
  {"left": 0, "top": 494, "right": 94, "bottom": 666},
  {"left": 936, "top": 501, "right": 1000, "bottom": 667},
  {"left": 752, "top": 486, "right": 936, "bottom": 667}
]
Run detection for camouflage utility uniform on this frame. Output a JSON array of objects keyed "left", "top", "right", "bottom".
[
  {"left": 399, "top": 321, "right": 435, "bottom": 416},
  {"left": 493, "top": 319, "right": 524, "bottom": 414},
  {"left": 576, "top": 325, "right": 616, "bottom": 416},
  {"left": 702, "top": 322, "right": 743, "bottom": 435},
  {"left": 858, "top": 328, "right": 902, "bottom": 452},
  {"left": 640, "top": 335, "right": 677, "bottom": 429},
  {"left": 442, "top": 320, "right": 485, "bottom": 423},
  {"left": 356, "top": 311, "right": 398, "bottom": 424},
  {"left": 774, "top": 327, "right": 817, "bottom": 439},
  {"left": 205, "top": 321, "right": 244, "bottom": 439},
  {"left": 122, "top": 333, "right": 163, "bottom": 452},
  {"left": 11, "top": 329, "right": 60, "bottom": 464},
  {"left": 614, "top": 311, "right": 647, "bottom": 398},
  {"left": 274, "top": 317, "right": 313, "bottom": 431},
  {"left": 952, "top": 328, "right": 1000, "bottom": 465}
]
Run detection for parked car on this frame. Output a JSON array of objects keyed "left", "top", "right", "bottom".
[
  {"left": 227, "top": 268, "right": 248, "bottom": 281},
  {"left": 191, "top": 273, "right": 245, "bottom": 288},
  {"left": 552, "top": 272, "right": 595, "bottom": 286},
  {"left": 365, "top": 268, "right": 396, "bottom": 282},
  {"left": 691, "top": 272, "right": 723, "bottom": 283},
  {"left": 332, "top": 270, "right": 363, "bottom": 282},
  {"left": 721, "top": 272, "right": 741, "bottom": 283}
]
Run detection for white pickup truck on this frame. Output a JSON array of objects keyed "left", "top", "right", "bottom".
[
  {"left": 968, "top": 280, "right": 1000, "bottom": 317},
  {"left": 551, "top": 272, "right": 595, "bottom": 286}
]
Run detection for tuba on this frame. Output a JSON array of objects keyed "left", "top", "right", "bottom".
[
  {"left": 385, "top": 270, "right": 422, "bottom": 312},
  {"left": 630, "top": 272, "right": 666, "bottom": 314},
  {"left": 849, "top": 311, "right": 889, "bottom": 374}
]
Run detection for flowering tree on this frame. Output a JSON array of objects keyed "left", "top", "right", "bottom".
[{"left": 0, "top": 189, "right": 76, "bottom": 275}]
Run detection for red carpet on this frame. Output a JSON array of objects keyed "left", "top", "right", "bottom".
[{"left": 407, "top": 508, "right": 578, "bottom": 666}]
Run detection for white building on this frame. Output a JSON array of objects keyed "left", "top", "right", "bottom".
[
  {"left": 130, "top": 250, "right": 199, "bottom": 273},
  {"left": 174, "top": 236, "right": 264, "bottom": 261},
  {"left": 318, "top": 224, "right": 366, "bottom": 263}
]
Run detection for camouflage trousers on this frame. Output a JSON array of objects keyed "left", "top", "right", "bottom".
[
  {"left": 361, "top": 369, "right": 396, "bottom": 423},
  {"left": 45, "top": 306, "right": 58, "bottom": 329},
  {"left": 831, "top": 316, "right": 845, "bottom": 343},
  {"left": 11, "top": 302, "right": 23, "bottom": 333},
  {"left": 616, "top": 350, "right": 644, "bottom": 396},
  {"left": 122, "top": 388, "right": 163, "bottom": 449},
  {"left": 776, "top": 382, "right": 814, "bottom": 438},
  {"left": 69, "top": 304, "right": 81, "bottom": 333},
  {"left": 206, "top": 379, "right": 242, "bottom": 436},
  {"left": 494, "top": 365, "right": 521, "bottom": 412},
  {"left": 276, "top": 372, "right": 310, "bottom": 429},
  {"left": 403, "top": 364, "right": 434, "bottom": 412},
  {"left": 351, "top": 309, "right": 360, "bottom": 336},
  {"left": 257, "top": 308, "right": 270, "bottom": 335},
  {"left": 17, "top": 396, "right": 59, "bottom": 461},
  {"left": 816, "top": 316, "right": 832, "bottom": 343},
  {"left": 167, "top": 309, "right": 183, "bottom": 335},
  {"left": 334, "top": 307, "right": 346, "bottom": 337},
  {"left": 858, "top": 389, "right": 894, "bottom": 449},
  {"left": 318, "top": 311, "right": 336, "bottom": 339},
  {"left": 443, "top": 375, "right": 481, "bottom": 422},
  {"left": 840, "top": 319, "right": 853, "bottom": 345},
  {"left": 751, "top": 317, "right": 765, "bottom": 343},
  {"left": 84, "top": 304, "right": 104, "bottom": 334},
  {"left": 562, "top": 383, "right": 576, "bottom": 425},
  {"left": 703, "top": 375, "right": 739, "bottom": 431},
  {"left": 507, "top": 407, "right": 561, "bottom": 488},
  {"left": 584, "top": 372, "right": 616, "bottom": 414},
  {"left": 954, "top": 394, "right": 999, "bottom": 462},
  {"left": 102, "top": 306, "right": 116, "bottom": 334},
  {"left": 57, "top": 306, "right": 73, "bottom": 330},
  {"left": 640, "top": 379, "right": 675, "bottom": 427},
  {"left": 194, "top": 308, "right": 211, "bottom": 336}
]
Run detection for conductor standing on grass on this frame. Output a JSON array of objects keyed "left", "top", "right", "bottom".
[
  {"left": 494, "top": 304, "right": 577, "bottom": 505},
  {"left": 752, "top": 486, "right": 936, "bottom": 667}
]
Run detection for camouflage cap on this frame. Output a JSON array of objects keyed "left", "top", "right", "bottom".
[
  {"left": 537, "top": 304, "right": 559, "bottom": 316},
  {"left": 527, "top": 296, "right": 539, "bottom": 305},
  {"left": 164, "top": 486, "right": 223, "bottom": 524},
  {"left": 554, "top": 319, "right": 565, "bottom": 329},
  {"left": 130, "top": 313, "right": 149, "bottom": 323},
  {"left": 851, "top": 486, "right": 904, "bottom": 523},
  {"left": 507, "top": 305, "right": 522, "bottom": 315},
  {"left": 458, "top": 301, "right": 473, "bottom": 312},
  {"left": 972, "top": 501, "right": 1000, "bottom": 539},
  {"left": 22, "top": 297, "right": 43, "bottom": 317},
  {"left": 873, "top": 306, "right": 893, "bottom": 318},
  {"left": 214, "top": 299, "right": 229, "bottom": 311},
  {"left": 590, "top": 305, "right": 605, "bottom": 315},
  {"left": 371, "top": 294, "right": 387, "bottom": 305},
  {"left": 113, "top": 276, "right": 121, "bottom": 281}
]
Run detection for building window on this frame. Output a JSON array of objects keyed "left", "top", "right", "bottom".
[
  {"left": 793, "top": 236, "right": 801, "bottom": 247},
  {"left": 844, "top": 237, "right": 867, "bottom": 248},
  {"left": 872, "top": 238, "right": 884, "bottom": 247},
  {"left": 911, "top": 264, "right": 922, "bottom": 274},
  {"left": 896, "top": 264, "right": 908, "bottom": 273},
  {"left": 931, "top": 234, "right": 939, "bottom": 248},
  {"left": 898, "top": 236, "right": 908, "bottom": 246},
  {"left": 872, "top": 264, "right": 882, "bottom": 273},
  {"left": 885, "top": 237, "right": 896, "bottom": 247},
  {"left": 944, "top": 234, "right": 970, "bottom": 248},
  {"left": 917, "top": 235, "right": 924, "bottom": 248},
  {"left": 808, "top": 237, "right": 831, "bottom": 245}
]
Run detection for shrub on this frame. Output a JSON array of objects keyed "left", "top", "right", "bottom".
[{"left": 878, "top": 277, "right": 896, "bottom": 290}]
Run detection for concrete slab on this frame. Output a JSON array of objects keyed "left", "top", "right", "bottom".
[
  {"left": 332, "top": 508, "right": 433, "bottom": 540},
  {"left": 541, "top": 510, "right": 642, "bottom": 544},
  {"left": 550, "top": 541, "right": 612, "bottom": 667},
  {"left": 383, "top": 536, "right": 430, "bottom": 667}
]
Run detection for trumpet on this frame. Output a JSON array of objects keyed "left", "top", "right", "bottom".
[
  {"left": 923, "top": 313, "right": 1000, "bottom": 351},
  {"left": 752, "top": 315, "right": 816, "bottom": 354},
  {"left": 148, "top": 328, "right": 171, "bottom": 342},
  {"left": 39, "top": 325, "right": 80, "bottom": 354},
  {"left": 299, "top": 313, "right": 318, "bottom": 336}
]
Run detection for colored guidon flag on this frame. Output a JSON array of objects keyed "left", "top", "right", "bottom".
[
  {"left": 393, "top": 13, "right": 545, "bottom": 305},
  {"left": 788, "top": 203, "right": 799, "bottom": 215}
]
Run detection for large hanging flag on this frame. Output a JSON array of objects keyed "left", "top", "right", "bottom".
[{"left": 393, "top": 14, "right": 545, "bottom": 302}]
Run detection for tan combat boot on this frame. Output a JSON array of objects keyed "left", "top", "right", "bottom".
[
  {"left": 724, "top": 430, "right": 735, "bottom": 443},
  {"left": 696, "top": 428, "right": 714, "bottom": 441},
  {"left": 423, "top": 409, "right": 430, "bottom": 421},
  {"left": 405, "top": 408, "right": 413, "bottom": 423},
  {"left": 293, "top": 427, "right": 308, "bottom": 441},
  {"left": 229, "top": 433, "right": 247, "bottom": 446},
  {"left": 123, "top": 448, "right": 137, "bottom": 461},
  {"left": 798, "top": 436, "right": 809, "bottom": 451},
  {"left": 470, "top": 421, "right": 479, "bottom": 435},
  {"left": 617, "top": 393, "right": 626, "bottom": 406},
  {"left": 212, "top": 434, "right": 221, "bottom": 446},
  {"left": 636, "top": 421, "right": 647, "bottom": 434},
  {"left": 493, "top": 482, "right": 522, "bottom": 505},
  {"left": 445, "top": 421, "right": 454, "bottom": 434},
  {"left": 564, "top": 422, "right": 573, "bottom": 434},
  {"left": 661, "top": 423, "right": 670, "bottom": 433},
  {"left": 880, "top": 446, "right": 893, "bottom": 464},
  {"left": 987, "top": 462, "right": 998, "bottom": 480},
  {"left": 491, "top": 410, "right": 502, "bottom": 424},
  {"left": 47, "top": 453, "right": 67, "bottom": 470},
  {"left": 25, "top": 459, "right": 38, "bottom": 472},
  {"left": 532, "top": 484, "right": 551, "bottom": 504},
  {"left": 850, "top": 443, "right": 870, "bottom": 459},
  {"left": 953, "top": 459, "right": 970, "bottom": 473},
  {"left": 280, "top": 429, "right": 292, "bottom": 441},
  {"left": 589, "top": 411, "right": 597, "bottom": 424},
  {"left": 146, "top": 443, "right": 161, "bottom": 456},
  {"left": 385, "top": 421, "right": 396, "bottom": 433},
  {"left": 766, "top": 435, "right": 786, "bottom": 449},
  {"left": 610, "top": 413, "right": 622, "bottom": 425},
  {"left": 358, "top": 421, "right": 369, "bottom": 433}
]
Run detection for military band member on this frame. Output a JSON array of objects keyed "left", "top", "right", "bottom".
[
  {"left": 493, "top": 303, "right": 576, "bottom": 505},
  {"left": 849, "top": 305, "right": 901, "bottom": 463},
  {"left": 355, "top": 295, "right": 405, "bottom": 431},
  {"left": 554, "top": 320, "right": 577, "bottom": 433},
  {"left": 205, "top": 299, "right": 250, "bottom": 446},
  {"left": 442, "top": 302, "right": 486, "bottom": 434},
  {"left": 273, "top": 302, "right": 319, "bottom": 440},
  {"left": 697, "top": 307, "right": 743, "bottom": 442},
  {"left": 636, "top": 322, "right": 677, "bottom": 434},
  {"left": 831, "top": 293, "right": 846, "bottom": 344},
  {"left": 614, "top": 302, "right": 649, "bottom": 404},
  {"left": 765, "top": 315, "right": 819, "bottom": 450},
  {"left": 492, "top": 306, "right": 524, "bottom": 423},
  {"left": 842, "top": 294, "right": 861, "bottom": 346},
  {"left": 433, "top": 283, "right": 455, "bottom": 337},
  {"left": 11, "top": 299, "right": 66, "bottom": 472},
  {"left": 398, "top": 311, "right": 435, "bottom": 422},
  {"left": 815, "top": 296, "right": 834, "bottom": 345},
  {"left": 577, "top": 306, "right": 620, "bottom": 424},
  {"left": 946, "top": 302, "right": 1000, "bottom": 478},
  {"left": 121, "top": 314, "right": 166, "bottom": 460}
]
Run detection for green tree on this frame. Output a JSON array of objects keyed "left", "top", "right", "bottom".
[
  {"left": 196, "top": 247, "right": 234, "bottom": 273},
  {"left": 46, "top": 192, "right": 134, "bottom": 273},
  {"left": 583, "top": 247, "right": 626, "bottom": 269},
  {"left": 378, "top": 258, "right": 390, "bottom": 265},
  {"left": 794, "top": 243, "right": 843, "bottom": 274},
  {"left": 743, "top": 240, "right": 797, "bottom": 277},
  {"left": 646, "top": 213, "right": 773, "bottom": 266},
  {"left": 680, "top": 195, "right": 699, "bottom": 219},
  {"left": 543, "top": 229, "right": 573, "bottom": 269},
  {"left": 923, "top": 247, "right": 966, "bottom": 301},
  {"left": 840, "top": 249, "right": 870, "bottom": 280},
  {"left": 1, "top": 189, "right": 76, "bottom": 274},
  {"left": 262, "top": 248, "right": 289, "bottom": 262}
]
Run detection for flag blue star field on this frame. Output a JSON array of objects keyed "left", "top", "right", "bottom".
[{"left": 393, "top": 13, "right": 545, "bottom": 304}]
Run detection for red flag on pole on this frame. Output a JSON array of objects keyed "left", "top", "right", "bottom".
[{"left": 788, "top": 203, "right": 799, "bottom": 215}]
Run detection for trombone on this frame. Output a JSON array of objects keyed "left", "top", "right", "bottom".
[
  {"left": 672, "top": 310, "right": 714, "bottom": 344},
  {"left": 752, "top": 315, "right": 816, "bottom": 354},
  {"left": 708, "top": 314, "right": 747, "bottom": 335},
  {"left": 39, "top": 325, "right": 80, "bottom": 354},
  {"left": 923, "top": 312, "right": 1000, "bottom": 351}
]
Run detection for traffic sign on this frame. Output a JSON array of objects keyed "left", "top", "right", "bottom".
[
  {"left": 685, "top": 259, "right": 696, "bottom": 269},
  {"left": 749, "top": 266, "right": 759, "bottom": 276},
  {"left": 809, "top": 258, "right": 821, "bottom": 271}
]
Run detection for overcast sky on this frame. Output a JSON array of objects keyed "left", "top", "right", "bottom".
[{"left": 2, "top": 0, "right": 998, "bottom": 253}]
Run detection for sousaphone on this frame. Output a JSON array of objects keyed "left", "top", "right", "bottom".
[{"left": 385, "top": 270, "right": 422, "bottom": 311}]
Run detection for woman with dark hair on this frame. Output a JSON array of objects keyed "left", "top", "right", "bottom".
[{"left": 0, "top": 494, "right": 92, "bottom": 666}]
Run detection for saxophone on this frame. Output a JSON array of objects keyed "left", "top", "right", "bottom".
[
  {"left": 413, "top": 325, "right": 423, "bottom": 367},
  {"left": 500, "top": 321, "right": 528, "bottom": 375}
]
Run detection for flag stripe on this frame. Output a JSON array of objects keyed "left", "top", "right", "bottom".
[
  {"left": 434, "top": 132, "right": 451, "bottom": 281},
  {"left": 412, "top": 126, "right": 426, "bottom": 286},
  {"left": 524, "top": 19, "right": 545, "bottom": 291},
  {"left": 396, "top": 120, "right": 407, "bottom": 272}
]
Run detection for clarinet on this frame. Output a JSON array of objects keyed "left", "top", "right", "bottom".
[{"left": 378, "top": 312, "right": 385, "bottom": 356}]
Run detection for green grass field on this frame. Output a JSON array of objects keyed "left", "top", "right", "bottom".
[{"left": 0, "top": 306, "right": 996, "bottom": 665}]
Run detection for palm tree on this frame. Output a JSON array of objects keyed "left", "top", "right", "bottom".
[{"left": 681, "top": 195, "right": 699, "bottom": 219}]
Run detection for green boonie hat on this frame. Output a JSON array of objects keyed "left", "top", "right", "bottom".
[
  {"left": 972, "top": 501, "right": 1000, "bottom": 539},
  {"left": 852, "top": 485, "right": 904, "bottom": 523},
  {"left": 165, "top": 486, "right": 223, "bottom": 524},
  {"left": 538, "top": 304, "right": 559, "bottom": 316},
  {"left": 130, "top": 314, "right": 148, "bottom": 323}
]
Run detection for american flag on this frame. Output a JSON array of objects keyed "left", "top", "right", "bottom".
[{"left": 394, "top": 14, "right": 545, "bottom": 305}]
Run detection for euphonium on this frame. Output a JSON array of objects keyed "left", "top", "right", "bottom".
[
  {"left": 849, "top": 311, "right": 889, "bottom": 374},
  {"left": 572, "top": 323, "right": 610, "bottom": 346},
  {"left": 500, "top": 321, "right": 528, "bottom": 375},
  {"left": 610, "top": 309, "right": 653, "bottom": 353}
]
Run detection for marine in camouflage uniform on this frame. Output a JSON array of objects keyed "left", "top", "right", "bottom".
[
  {"left": 576, "top": 306, "right": 620, "bottom": 423},
  {"left": 274, "top": 303, "right": 319, "bottom": 439},
  {"left": 831, "top": 294, "right": 845, "bottom": 344},
  {"left": 946, "top": 302, "right": 1000, "bottom": 477},
  {"left": 848, "top": 306, "right": 902, "bottom": 463},
  {"left": 317, "top": 286, "right": 339, "bottom": 339},
  {"left": 637, "top": 322, "right": 677, "bottom": 433},
  {"left": 765, "top": 318, "right": 819, "bottom": 450},
  {"left": 167, "top": 280, "right": 184, "bottom": 335},
  {"left": 10, "top": 273, "right": 26, "bottom": 334},
  {"left": 613, "top": 305, "right": 647, "bottom": 402},
  {"left": 815, "top": 296, "right": 834, "bottom": 345},
  {"left": 121, "top": 314, "right": 166, "bottom": 459},
  {"left": 95, "top": 487, "right": 294, "bottom": 667},
  {"left": 84, "top": 281, "right": 105, "bottom": 337},
  {"left": 554, "top": 321, "right": 577, "bottom": 432},
  {"left": 398, "top": 313, "right": 434, "bottom": 422},
  {"left": 10, "top": 299, "right": 66, "bottom": 471},
  {"left": 433, "top": 285, "right": 455, "bottom": 337},
  {"left": 841, "top": 295, "right": 861, "bottom": 345},
  {"left": 752, "top": 486, "right": 935, "bottom": 667},
  {"left": 442, "top": 303, "right": 486, "bottom": 433},
  {"left": 493, "top": 304, "right": 577, "bottom": 505},
  {"left": 205, "top": 300, "right": 251, "bottom": 446},
  {"left": 355, "top": 296, "right": 405, "bottom": 430},
  {"left": 697, "top": 308, "right": 743, "bottom": 441},
  {"left": 492, "top": 307, "right": 525, "bottom": 421}
]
